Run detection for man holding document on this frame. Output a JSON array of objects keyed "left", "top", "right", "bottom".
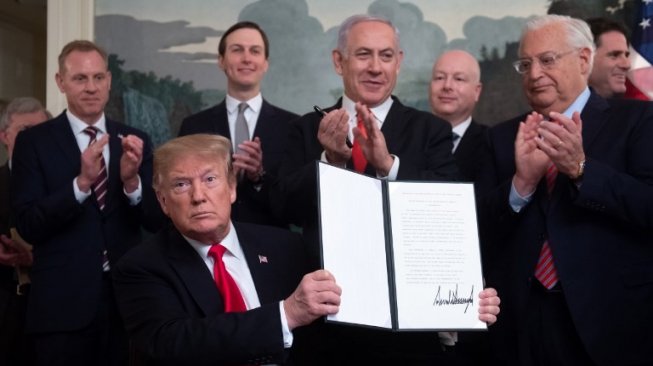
[{"left": 274, "top": 14, "right": 500, "bottom": 365}]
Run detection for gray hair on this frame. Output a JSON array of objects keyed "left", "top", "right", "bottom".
[
  {"left": 0, "top": 97, "right": 50, "bottom": 132},
  {"left": 336, "top": 14, "right": 401, "bottom": 57},
  {"left": 520, "top": 14, "right": 595, "bottom": 72}
]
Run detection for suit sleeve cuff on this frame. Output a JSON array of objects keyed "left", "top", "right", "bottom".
[{"left": 124, "top": 176, "right": 143, "bottom": 206}]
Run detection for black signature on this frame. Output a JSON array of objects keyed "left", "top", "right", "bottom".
[{"left": 432, "top": 284, "right": 474, "bottom": 313}]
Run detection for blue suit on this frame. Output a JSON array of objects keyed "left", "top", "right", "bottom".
[
  {"left": 11, "top": 112, "right": 163, "bottom": 364},
  {"left": 479, "top": 93, "right": 653, "bottom": 366}
]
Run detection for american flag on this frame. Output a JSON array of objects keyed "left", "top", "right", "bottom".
[
  {"left": 626, "top": 0, "right": 653, "bottom": 100},
  {"left": 258, "top": 255, "right": 268, "bottom": 263}
]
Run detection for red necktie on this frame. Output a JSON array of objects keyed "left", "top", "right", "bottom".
[
  {"left": 83, "top": 126, "right": 108, "bottom": 211},
  {"left": 534, "top": 163, "right": 559, "bottom": 289},
  {"left": 208, "top": 243, "right": 247, "bottom": 312},
  {"left": 352, "top": 114, "right": 368, "bottom": 173}
]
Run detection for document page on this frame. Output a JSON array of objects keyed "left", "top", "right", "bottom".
[
  {"left": 318, "top": 163, "right": 392, "bottom": 328},
  {"left": 388, "top": 182, "right": 486, "bottom": 330}
]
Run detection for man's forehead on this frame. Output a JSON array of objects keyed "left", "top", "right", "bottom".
[{"left": 520, "top": 25, "right": 564, "bottom": 56}]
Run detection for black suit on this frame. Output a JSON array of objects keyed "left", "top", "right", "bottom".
[
  {"left": 11, "top": 112, "right": 163, "bottom": 365},
  {"left": 0, "top": 163, "right": 33, "bottom": 366},
  {"left": 113, "top": 222, "right": 309, "bottom": 366},
  {"left": 479, "top": 93, "right": 653, "bottom": 366},
  {"left": 273, "top": 96, "right": 459, "bottom": 364},
  {"left": 179, "top": 99, "right": 297, "bottom": 227},
  {"left": 453, "top": 120, "right": 488, "bottom": 184}
]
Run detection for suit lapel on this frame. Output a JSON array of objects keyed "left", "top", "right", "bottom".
[
  {"left": 580, "top": 92, "right": 610, "bottom": 151},
  {"left": 105, "top": 121, "right": 123, "bottom": 212},
  {"left": 164, "top": 227, "right": 223, "bottom": 315},
  {"left": 234, "top": 223, "right": 276, "bottom": 304},
  {"left": 51, "top": 113, "right": 83, "bottom": 171},
  {"left": 213, "top": 101, "right": 231, "bottom": 137}
]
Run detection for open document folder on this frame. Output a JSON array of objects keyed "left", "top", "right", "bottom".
[{"left": 317, "top": 161, "right": 486, "bottom": 331}]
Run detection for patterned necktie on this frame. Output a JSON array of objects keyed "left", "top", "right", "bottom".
[
  {"left": 83, "top": 126, "right": 108, "bottom": 211},
  {"left": 534, "top": 163, "right": 559, "bottom": 289},
  {"left": 83, "top": 126, "right": 110, "bottom": 271},
  {"left": 208, "top": 243, "right": 247, "bottom": 312},
  {"left": 352, "top": 114, "right": 368, "bottom": 173},
  {"left": 234, "top": 102, "right": 249, "bottom": 154}
]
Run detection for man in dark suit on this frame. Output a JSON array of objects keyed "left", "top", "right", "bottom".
[
  {"left": 430, "top": 50, "right": 494, "bottom": 365},
  {"left": 113, "top": 134, "right": 341, "bottom": 365},
  {"left": 273, "top": 14, "right": 500, "bottom": 365},
  {"left": 179, "top": 21, "right": 297, "bottom": 228},
  {"left": 480, "top": 15, "right": 653, "bottom": 366},
  {"left": 0, "top": 97, "right": 50, "bottom": 366},
  {"left": 11, "top": 40, "right": 163, "bottom": 366},
  {"left": 429, "top": 49, "right": 488, "bottom": 184}
]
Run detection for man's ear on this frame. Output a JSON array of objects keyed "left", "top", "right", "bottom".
[
  {"left": 155, "top": 190, "right": 170, "bottom": 217},
  {"left": 332, "top": 50, "right": 344, "bottom": 76}
]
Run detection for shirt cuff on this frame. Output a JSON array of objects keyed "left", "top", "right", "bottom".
[
  {"left": 509, "top": 181, "right": 533, "bottom": 213},
  {"left": 278, "top": 301, "right": 294, "bottom": 348},
  {"left": 380, "top": 154, "right": 399, "bottom": 180},
  {"left": 73, "top": 178, "right": 92, "bottom": 203},
  {"left": 124, "top": 176, "right": 143, "bottom": 206}
]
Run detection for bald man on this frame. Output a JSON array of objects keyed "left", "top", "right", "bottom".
[{"left": 430, "top": 50, "right": 488, "bottom": 184}]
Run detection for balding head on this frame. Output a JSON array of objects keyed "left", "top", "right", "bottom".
[{"left": 429, "top": 50, "right": 482, "bottom": 126}]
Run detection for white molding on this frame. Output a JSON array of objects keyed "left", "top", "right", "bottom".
[{"left": 46, "top": 0, "right": 95, "bottom": 115}]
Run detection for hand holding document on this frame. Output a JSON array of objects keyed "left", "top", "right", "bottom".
[{"left": 317, "top": 162, "right": 486, "bottom": 331}]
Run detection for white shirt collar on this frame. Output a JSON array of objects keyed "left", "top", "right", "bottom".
[
  {"left": 225, "top": 93, "right": 263, "bottom": 115},
  {"left": 341, "top": 94, "right": 393, "bottom": 125},
  {"left": 66, "top": 110, "right": 107, "bottom": 136},
  {"left": 452, "top": 116, "right": 472, "bottom": 139},
  {"left": 184, "top": 222, "right": 245, "bottom": 261}
]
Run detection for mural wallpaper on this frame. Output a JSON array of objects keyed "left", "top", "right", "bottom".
[{"left": 95, "top": 0, "right": 635, "bottom": 146}]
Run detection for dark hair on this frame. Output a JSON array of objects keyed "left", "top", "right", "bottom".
[
  {"left": 218, "top": 21, "right": 269, "bottom": 59},
  {"left": 585, "top": 17, "right": 630, "bottom": 47}
]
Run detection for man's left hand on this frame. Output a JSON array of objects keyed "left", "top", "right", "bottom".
[
  {"left": 233, "top": 137, "right": 265, "bottom": 183},
  {"left": 536, "top": 111, "right": 585, "bottom": 179},
  {"left": 120, "top": 134, "right": 144, "bottom": 193},
  {"left": 354, "top": 102, "right": 394, "bottom": 176}
]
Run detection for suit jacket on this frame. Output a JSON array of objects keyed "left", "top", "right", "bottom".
[
  {"left": 179, "top": 99, "right": 298, "bottom": 227},
  {"left": 112, "top": 222, "right": 309, "bottom": 366},
  {"left": 271, "top": 96, "right": 458, "bottom": 364},
  {"left": 0, "top": 164, "right": 14, "bottom": 288},
  {"left": 10, "top": 112, "right": 163, "bottom": 334},
  {"left": 479, "top": 92, "right": 653, "bottom": 366},
  {"left": 454, "top": 120, "right": 488, "bottom": 184}
]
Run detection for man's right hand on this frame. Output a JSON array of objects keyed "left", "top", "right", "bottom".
[
  {"left": 283, "top": 269, "right": 341, "bottom": 330},
  {"left": 513, "top": 112, "right": 551, "bottom": 196},
  {"left": 77, "top": 133, "right": 110, "bottom": 193},
  {"left": 317, "top": 108, "right": 352, "bottom": 165},
  {"left": 0, "top": 234, "right": 32, "bottom": 267}
]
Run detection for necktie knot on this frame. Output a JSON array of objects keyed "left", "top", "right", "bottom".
[
  {"left": 84, "top": 126, "right": 100, "bottom": 141},
  {"left": 452, "top": 132, "right": 460, "bottom": 143},
  {"left": 238, "top": 102, "right": 248, "bottom": 114},
  {"left": 208, "top": 242, "right": 227, "bottom": 259}
]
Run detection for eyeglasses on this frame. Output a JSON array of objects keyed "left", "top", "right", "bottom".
[{"left": 512, "top": 49, "right": 577, "bottom": 74}]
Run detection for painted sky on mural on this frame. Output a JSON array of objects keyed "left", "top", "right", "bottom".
[
  {"left": 95, "top": 0, "right": 548, "bottom": 114},
  {"left": 96, "top": 0, "right": 546, "bottom": 42}
]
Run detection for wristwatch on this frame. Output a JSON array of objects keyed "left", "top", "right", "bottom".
[{"left": 574, "top": 159, "right": 585, "bottom": 181}]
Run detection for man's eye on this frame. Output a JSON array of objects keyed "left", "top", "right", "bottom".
[
  {"left": 540, "top": 55, "right": 556, "bottom": 66},
  {"left": 520, "top": 61, "right": 532, "bottom": 69}
]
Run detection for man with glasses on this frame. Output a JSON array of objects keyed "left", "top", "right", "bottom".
[{"left": 479, "top": 14, "right": 653, "bottom": 366}]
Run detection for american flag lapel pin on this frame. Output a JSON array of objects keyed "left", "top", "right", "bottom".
[{"left": 258, "top": 254, "right": 268, "bottom": 264}]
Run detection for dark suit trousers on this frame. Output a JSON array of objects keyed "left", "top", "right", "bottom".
[
  {"left": 524, "top": 282, "right": 595, "bottom": 366},
  {"left": 32, "top": 273, "right": 128, "bottom": 366},
  {"left": 0, "top": 275, "right": 34, "bottom": 366}
]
